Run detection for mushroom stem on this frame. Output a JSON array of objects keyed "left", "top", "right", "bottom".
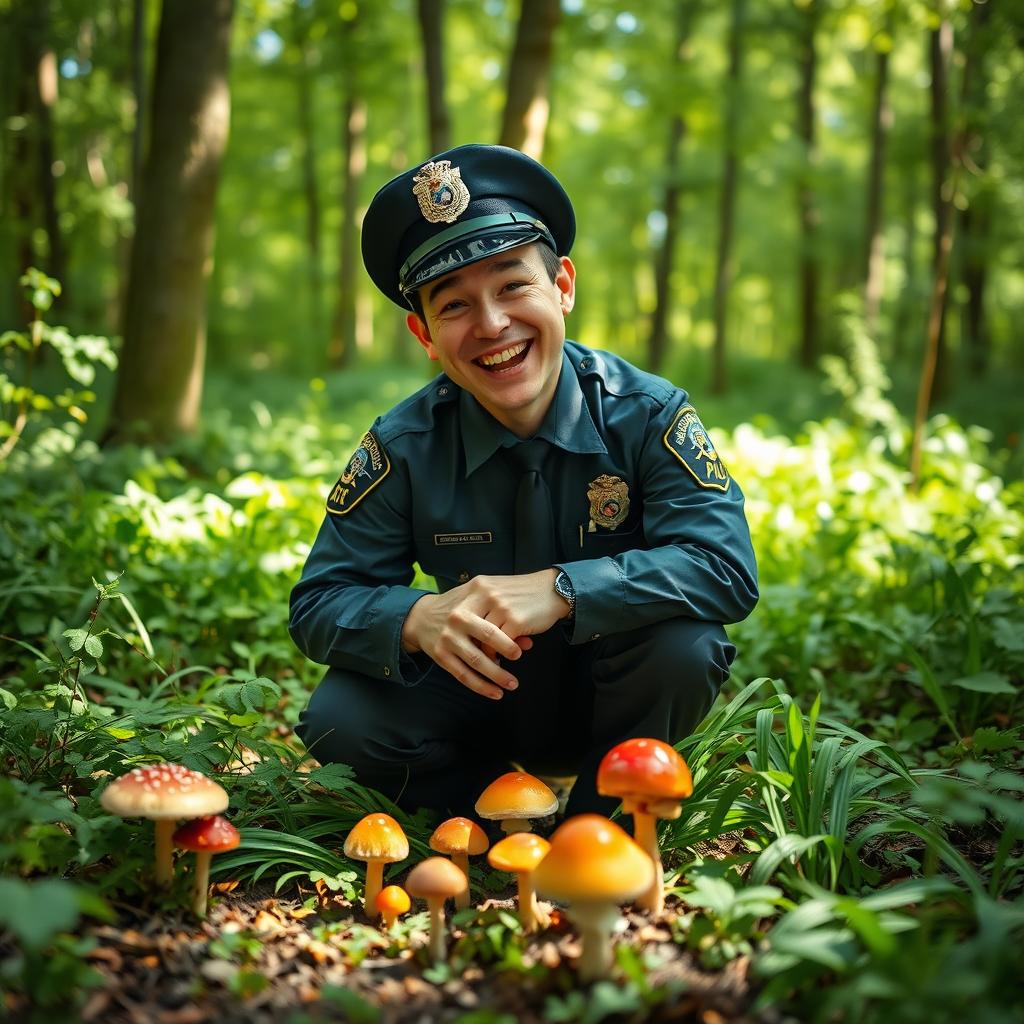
[
  {"left": 154, "top": 819, "right": 176, "bottom": 886},
  {"left": 451, "top": 852, "right": 471, "bottom": 909},
  {"left": 381, "top": 909, "right": 397, "bottom": 930},
  {"left": 363, "top": 858, "right": 385, "bottom": 917},
  {"left": 501, "top": 817, "right": 532, "bottom": 834},
  {"left": 191, "top": 851, "right": 212, "bottom": 916},
  {"left": 567, "top": 902, "right": 620, "bottom": 982},
  {"left": 632, "top": 810, "right": 664, "bottom": 915},
  {"left": 515, "top": 871, "right": 544, "bottom": 933},
  {"left": 426, "top": 897, "right": 447, "bottom": 963}
]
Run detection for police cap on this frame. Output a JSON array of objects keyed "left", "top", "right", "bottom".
[{"left": 361, "top": 144, "right": 576, "bottom": 309}]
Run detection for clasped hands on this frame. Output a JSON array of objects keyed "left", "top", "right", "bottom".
[{"left": 400, "top": 568, "right": 572, "bottom": 700}]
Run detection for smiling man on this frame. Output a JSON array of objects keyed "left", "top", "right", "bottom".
[{"left": 289, "top": 144, "right": 758, "bottom": 821}]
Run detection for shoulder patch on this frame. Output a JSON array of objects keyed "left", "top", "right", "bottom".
[
  {"left": 663, "top": 405, "right": 731, "bottom": 492},
  {"left": 326, "top": 431, "right": 391, "bottom": 515}
]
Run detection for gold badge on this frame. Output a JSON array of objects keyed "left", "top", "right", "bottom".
[
  {"left": 587, "top": 474, "right": 630, "bottom": 532},
  {"left": 412, "top": 160, "right": 471, "bottom": 224}
]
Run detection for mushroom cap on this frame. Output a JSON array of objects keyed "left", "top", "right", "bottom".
[
  {"left": 375, "top": 884, "right": 412, "bottom": 916},
  {"left": 533, "top": 814, "right": 654, "bottom": 904},
  {"left": 487, "top": 831, "right": 551, "bottom": 874},
  {"left": 475, "top": 772, "right": 558, "bottom": 821},
  {"left": 172, "top": 815, "right": 241, "bottom": 853},
  {"left": 405, "top": 856, "right": 469, "bottom": 901},
  {"left": 100, "top": 764, "right": 229, "bottom": 821},
  {"left": 429, "top": 817, "right": 490, "bottom": 857},
  {"left": 344, "top": 813, "right": 409, "bottom": 862},
  {"left": 596, "top": 738, "right": 693, "bottom": 804}
]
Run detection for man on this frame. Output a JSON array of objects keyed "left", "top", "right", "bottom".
[{"left": 290, "top": 144, "right": 757, "bottom": 822}]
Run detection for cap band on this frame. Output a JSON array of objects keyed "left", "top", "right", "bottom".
[{"left": 399, "top": 212, "right": 553, "bottom": 294}]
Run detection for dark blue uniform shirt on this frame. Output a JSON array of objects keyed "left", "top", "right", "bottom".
[{"left": 289, "top": 341, "right": 758, "bottom": 683}]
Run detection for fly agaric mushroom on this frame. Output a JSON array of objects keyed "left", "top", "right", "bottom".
[
  {"left": 100, "top": 763, "right": 229, "bottom": 885},
  {"left": 172, "top": 815, "right": 240, "bottom": 917},
  {"left": 596, "top": 737, "right": 693, "bottom": 914},
  {"left": 405, "top": 856, "right": 468, "bottom": 963},
  {"left": 429, "top": 817, "right": 489, "bottom": 909},
  {"left": 344, "top": 813, "right": 409, "bottom": 917},
  {"left": 534, "top": 814, "right": 654, "bottom": 982},
  {"left": 487, "top": 831, "right": 551, "bottom": 933},
  {"left": 475, "top": 772, "right": 558, "bottom": 834},
  {"left": 375, "top": 884, "right": 411, "bottom": 930}
]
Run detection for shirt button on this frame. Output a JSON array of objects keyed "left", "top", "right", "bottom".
[
  {"left": 383, "top": 666, "right": 391, "bottom": 677},
  {"left": 458, "top": 571, "right": 470, "bottom": 583},
  {"left": 580, "top": 358, "right": 591, "bottom": 369},
  {"left": 438, "top": 386, "right": 449, "bottom": 397},
  {"left": 590, "top": 633, "right": 600, "bottom": 640}
]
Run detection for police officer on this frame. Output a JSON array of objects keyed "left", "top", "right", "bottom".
[{"left": 290, "top": 144, "right": 758, "bottom": 821}]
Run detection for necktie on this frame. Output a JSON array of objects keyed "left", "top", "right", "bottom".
[{"left": 510, "top": 439, "right": 556, "bottom": 574}]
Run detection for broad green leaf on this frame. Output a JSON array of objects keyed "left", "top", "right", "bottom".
[{"left": 950, "top": 672, "right": 1015, "bottom": 695}]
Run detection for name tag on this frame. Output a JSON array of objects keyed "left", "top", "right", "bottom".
[{"left": 434, "top": 532, "right": 493, "bottom": 546}]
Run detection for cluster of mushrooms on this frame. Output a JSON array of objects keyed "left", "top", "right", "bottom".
[
  {"left": 99, "top": 763, "right": 240, "bottom": 916},
  {"left": 343, "top": 737, "right": 693, "bottom": 981}
]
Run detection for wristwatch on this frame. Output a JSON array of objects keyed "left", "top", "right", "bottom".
[{"left": 553, "top": 569, "right": 576, "bottom": 621}]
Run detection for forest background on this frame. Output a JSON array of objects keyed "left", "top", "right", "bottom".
[{"left": 1, "top": 0, "right": 1023, "bottom": 1022}]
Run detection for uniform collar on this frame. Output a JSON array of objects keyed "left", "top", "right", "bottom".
[{"left": 460, "top": 350, "right": 607, "bottom": 477}]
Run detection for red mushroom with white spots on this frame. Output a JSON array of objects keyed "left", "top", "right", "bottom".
[{"left": 100, "top": 764, "right": 229, "bottom": 885}]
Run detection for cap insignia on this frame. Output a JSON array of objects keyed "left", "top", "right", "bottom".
[
  {"left": 412, "top": 160, "right": 471, "bottom": 224},
  {"left": 587, "top": 474, "right": 630, "bottom": 532}
]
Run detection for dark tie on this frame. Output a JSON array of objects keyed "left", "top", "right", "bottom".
[{"left": 510, "top": 439, "right": 556, "bottom": 574}]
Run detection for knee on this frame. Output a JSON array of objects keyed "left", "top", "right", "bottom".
[
  {"left": 639, "top": 618, "right": 735, "bottom": 687},
  {"left": 295, "top": 669, "right": 384, "bottom": 769}
]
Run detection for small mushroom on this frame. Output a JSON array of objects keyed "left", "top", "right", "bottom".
[
  {"left": 429, "top": 817, "right": 490, "bottom": 909},
  {"left": 596, "top": 738, "right": 693, "bottom": 914},
  {"left": 100, "top": 763, "right": 228, "bottom": 885},
  {"left": 487, "top": 831, "right": 551, "bottom": 933},
  {"left": 475, "top": 772, "right": 558, "bottom": 835},
  {"left": 533, "top": 814, "right": 654, "bottom": 982},
  {"left": 171, "top": 815, "right": 241, "bottom": 917},
  {"left": 344, "top": 813, "right": 409, "bottom": 917},
  {"left": 375, "top": 884, "right": 411, "bottom": 930},
  {"left": 405, "top": 856, "right": 468, "bottom": 963}
]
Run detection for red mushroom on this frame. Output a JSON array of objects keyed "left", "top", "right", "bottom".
[{"left": 172, "top": 815, "right": 241, "bottom": 916}]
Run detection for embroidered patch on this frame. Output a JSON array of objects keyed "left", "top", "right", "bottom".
[
  {"left": 326, "top": 431, "right": 391, "bottom": 515},
  {"left": 663, "top": 405, "right": 731, "bottom": 492},
  {"left": 586, "top": 474, "right": 630, "bottom": 532},
  {"left": 434, "top": 532, "right": 493, "bottom": 545}
]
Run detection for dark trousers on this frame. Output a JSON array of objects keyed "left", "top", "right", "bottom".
[{"left": 295, "top": 617, "right": 736, "bottom": 821}]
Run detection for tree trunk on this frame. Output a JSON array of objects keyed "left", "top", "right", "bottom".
[
  {"left": 795, "top": 0, "right": 819, "bottom": 370},
  {"left": 647, "top": 0, "right": 695, "bottom": 375},
  {"left": 711, "top": 0, "right": 745, "bottom": 395},
  {"left": 927, "top": 19, "right": 953, "bottom": 400},
  {"left": 294, "top": 8, "right": 324, "bottom": 339},
  {"left": 417, "top": 0, "right": 450, "bottom": 153},
  {"left": 107, "top": 0, "right": 234, "bottom": 442},
  {"left": 863, "top": 35, "right": 891, "bottom": 336},
  {"left": 130, "top": 0, "right": 146, "bottom": 202},
  {"left": 498, "top": 0, "right": 561, "bottom": 160}
]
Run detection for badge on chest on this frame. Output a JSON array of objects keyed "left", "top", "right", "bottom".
[{"left": 587, "top": 474, "right": 630, "bottom": 532}]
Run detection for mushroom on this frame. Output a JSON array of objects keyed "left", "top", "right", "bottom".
[
  {"left": 172, "top": 815, "right": 241, "bottom": 917},
  {"left": 475, "top": 771, "right": 558, "bottom": 835},
  {"left": 405, "top": 856, "right": 468, "bottom": 963},
  {"left": 533, "top": 814, "right": 654, "bottom": 982},
  {"left": 375, "top": 884, "right": 411, "bottom": 930},
  {"left": 596, "top": 737, "right": 693, "bottom": 914},
  {"left": 487, "top": 831, "right": 551, "bottom": 933},
  {"left": 428, "top": 816, "right": 490, "bottom": 909},
  {"left": 343, "top": 812, "right": 409, "bottom": 917},
  {"left": 99, "top": 763, "right": 228, "bottom": 885}
]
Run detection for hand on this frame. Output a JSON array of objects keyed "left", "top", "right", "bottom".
[{"left": 400, "top": 569, "right": 571, "bottom": 700}]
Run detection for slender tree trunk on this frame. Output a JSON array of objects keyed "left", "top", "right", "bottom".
[
  {"left": 647, "top": 0, "right": 695, "bottom": 374},
  {"left": 927, "top": 19, "right": 953, "bottom": 400},
  {"left": 294, "top": 9, "right": 324, "bottom": 340},
  {"left": 107, "top": 0, "right": 234, "bottom": 442},
  {"left": 417, "top": 0, "right": 450, "bottom": 153},
  {"left": 130, "top": 0, "right": 146, "bottom": 201},
  {"left": 892, "top": 169, "right": 919, "bottom": 363},
  {"left": 711, "top": 0, "right": 745, "bottom": 395},
  {"left": 499, "top": 0, "right": 561, "bottom": 160},
  {"left": 863, "top": 37, "right": 891, "bottom": 336},
  {"left": 795, "top": 0, "right": 819, "bottom": 369},
  {"left": 35, "top": 14, "right": 65, "bottom": 290}
]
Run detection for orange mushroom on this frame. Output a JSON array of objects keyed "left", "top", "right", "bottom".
[
  {"left": 344, "top": 813, "right": 409, "bottom": 917},
  {"left": 375, "top": 884, "right": 411, "bottom": 930},
  {"left": 429, "top": 817, "right": 489, "bottom": 909},
  {"left": 487, "top": 831, "right": 551, "bottom": 933},
  {"left": 596, "top": 737, "right": 693, "bottom": 914},
  {"left": 405, "top": 856, "right": 468, "bottom": 963},
  {"left": 475, "top": 772, "right": 558, "bottom": 834}
]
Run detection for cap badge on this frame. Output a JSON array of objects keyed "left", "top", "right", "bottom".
[
  {"left": 412, "top": 160, "right": 471, "bottom": 224},
  {"left": 587, "top": 474, "right": 630, "bottom": 532}
]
